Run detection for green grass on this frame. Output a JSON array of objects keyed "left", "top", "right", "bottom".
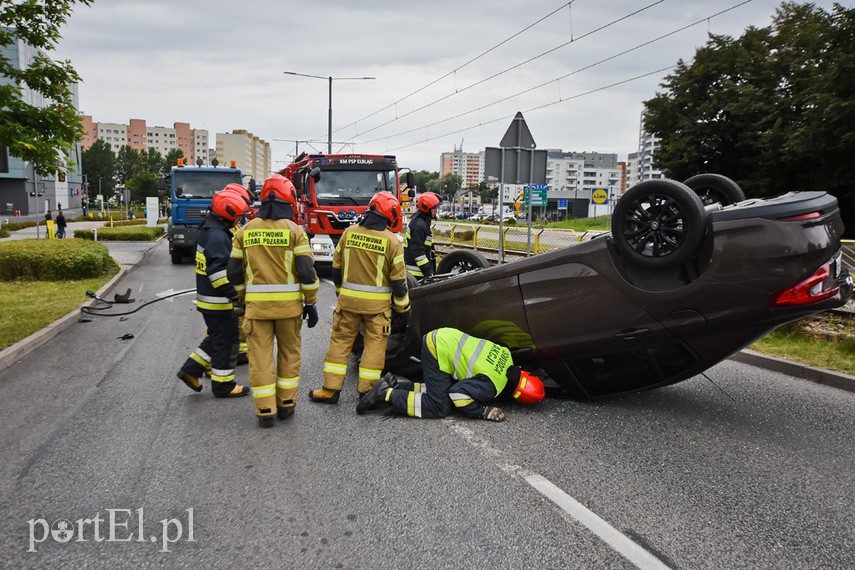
[
  {"left": 750, "top": 320, "right": 855, "bottom": 375},
  {"left": 546, "top": 215, "right": 610, "bottom": 232},
  {"left": 0, "top": 274, "right": 118, "bottom": 351}
]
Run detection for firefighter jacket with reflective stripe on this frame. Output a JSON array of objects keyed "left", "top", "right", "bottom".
[
  {"left": 228, "top": 217, "right": 319, "bottom": 320},
  {"left": 403, "top": 212, "right": 435, "bottom": 278},
  {"left": 426, "top": 327, "right": 512, "bottom": 395},
  {"left": 333, "top": 223, "right": 409, "bottom": 315},
  {"left": 195, "top": 216, "right": 239, "bottom": 314}
]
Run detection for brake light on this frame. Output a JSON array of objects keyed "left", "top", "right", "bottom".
[
  {"left": 769, "top": 262, "right": 840, "bottom": 307},
  {"left": 783, "top": 212, "right": 821, "bottom": 221}
]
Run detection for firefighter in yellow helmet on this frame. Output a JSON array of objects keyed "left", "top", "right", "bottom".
[
  {"left": 176, "top": 185, "right": 251, "bottom": 398},
  {"left": 309, "top": 191, "right": 410, "bottom": 403},
  {"left": 356, "top": 327, "right": 546, "bottom": 421},
  {"left": 227, "top": 175, "right": 320, "bottom": 428}
]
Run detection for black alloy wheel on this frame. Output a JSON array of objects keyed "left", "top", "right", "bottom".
[{"left": 612, "top": 179, "right": 707, "bottom": 269}]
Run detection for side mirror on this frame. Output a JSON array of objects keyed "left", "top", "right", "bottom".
[
  {"left": 408, "top": 188, "right": 415, "bottom": 199},
  {"left": 406, "top": 171, "right": 415, "bottom": 191},
  {"left": 310, "top": 167, "right": 321, "bottom": 183}
]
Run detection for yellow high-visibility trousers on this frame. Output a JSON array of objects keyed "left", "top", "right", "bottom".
[
  {"left": 322, "top": 307, "right": 391, "bottom": 394},
  {"left": 245, "top": 317, "right": 302, "bottom": 417}
]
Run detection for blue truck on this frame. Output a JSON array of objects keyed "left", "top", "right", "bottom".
[{"left": 167, "top": 158, "right": 243, "bottom": 264}]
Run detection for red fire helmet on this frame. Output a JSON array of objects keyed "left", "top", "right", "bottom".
[
  {"left": 512, "top": 370, "right": 545, "bottom": 405},
  {"left": 417, "top": 191, "right": 441, "bottom": 213},
  {"left": 368, "top": 191, "right": 401, "bottom": 227}
]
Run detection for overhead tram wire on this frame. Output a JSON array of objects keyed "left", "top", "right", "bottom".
[
  {"left": 384, "top": 65, "right": 673, "bottom": 153},
  {"left": 326, "top": 1, "right": 577, "bottom": 142},
  {"left": 350, "top": 0, "right": 667, "bottom": 141},
  {"left": 360, "top": 0, "right": 754, "bottom": 147}
]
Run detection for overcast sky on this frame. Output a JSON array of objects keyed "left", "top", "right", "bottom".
[{"left": 54, "top": 0, "right": 843, "bottom": 174}]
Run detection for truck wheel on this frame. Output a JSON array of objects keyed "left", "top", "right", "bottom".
[
  {"left": 612, "top": 179, "right": 707, "bottom": 269},
  {"left": 436, "top": 250, "right": 490, "bottom": 274},
  {"left": 683, "top": 173, "right": 746, "bottom": 206}
]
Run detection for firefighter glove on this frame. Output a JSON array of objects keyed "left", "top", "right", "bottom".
[
  {"left": 481, "top": 406, "right": 506, "bottom": 422},
  {"left": 303, "top": 303, "right": 318, "bottom": 328},
  {"left": 231, "top": 298, "right": 245, "bottom": 317}
]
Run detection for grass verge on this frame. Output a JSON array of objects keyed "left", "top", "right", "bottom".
[
  {"left": 0, "top": 273, "right": 118, "bottom": 351},
  {"left": 749, "top": 320, "right": 855, "bottom": 375}
]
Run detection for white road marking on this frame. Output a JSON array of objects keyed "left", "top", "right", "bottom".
[
  {"left": 446, "top": 421, "right": 672, "bottom": 570},
  {"left": 524, "top": 474, "right": 672, "bottom": 570}
]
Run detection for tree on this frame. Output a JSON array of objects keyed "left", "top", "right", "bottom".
[
  {"left": 436, "top": 173, "right": 462, "bottom": 201},
  {"left": 126, "top": 172, "right": 158, "bottom": 204},
  {"left": 0, "top": 0, "right": 93, "bottom": 176},
  {"left": 142, "top": 147, "right": 164, "bottom": 177},
  {"left": 115, "top": 145, "right": 143, "bottom": 186},
  {"left": 644, "top": 2, "right": 855, "bottom": 224},
  {"left": 81, "top": 139, "right": 115, "bottom": 199},
  {"left": 414, "top": 170, "right": 438, "bottom": 193}
]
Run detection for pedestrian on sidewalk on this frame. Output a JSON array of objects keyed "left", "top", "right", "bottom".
[{"left": 55, "top": 211, "right": 67, "bottom": 239}]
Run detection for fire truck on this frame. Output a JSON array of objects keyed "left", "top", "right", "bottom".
[{"left": 280, "top": 153, "right": 414, "bottom": 265}]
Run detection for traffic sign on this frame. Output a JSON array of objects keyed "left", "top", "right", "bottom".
[
  {"left": 592, "top": 188, "right": 609, "bottom": 205},
  {"left": 527, "top": 184, "right": 548, "bottom": 207},
  {"left": 557, "top": 199, "right": 567, "bottom": 210}
]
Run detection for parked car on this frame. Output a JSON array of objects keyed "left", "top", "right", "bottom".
[{"left": 381, "top": 174, "right": 853, "bottom": 399}]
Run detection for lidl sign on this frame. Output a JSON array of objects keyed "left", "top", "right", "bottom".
[{"left": 591, "top": 188, "right": 609, "bottom": 205}]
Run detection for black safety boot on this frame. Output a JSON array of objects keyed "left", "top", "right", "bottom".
[
  {"left": 308, "top": 389, "right": 340, "bottom": 404},
  {"left": 257, "top": 415, "right": 275, "bottom": 428},
  {"left": 177, "top": 370, "right": 202, "bottom": 393},
  {"left": 277, "top": 406, "right": 295, "bottom": 420},
  {"left": 236, "top": 352, "right": 249, "bottom": 366},
  {"left": 355, "top": 378, "right": 392, "bottom": 415}
]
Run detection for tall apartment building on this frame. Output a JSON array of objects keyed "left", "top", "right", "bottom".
[
  {"left": 1, "top": 35, "right": 84, "bottom": 214},
  {"left": 440, "top": 144, "right": 484, "bottom": 189},
  {"left": 626, "top": 111, "right": 663, "bottom": 188},
  {"left": 215, "top": 130, "right": 272, "bottom": 183},
  {"left": 543, "top": 150, "right": 623, "bottom": 218},
  {"left": 80, "top": 116, "right": 210, "bottom": 165}
]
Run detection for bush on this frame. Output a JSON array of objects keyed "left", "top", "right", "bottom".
[
  {"left": 110, "top": 219, "right": 148, "bottom": 227},
  {"left": 0, "top": 239, "right": 119, "bottom": 281},
  {"left": 74, "top": 226, "right": 164, "bottom": 241}
]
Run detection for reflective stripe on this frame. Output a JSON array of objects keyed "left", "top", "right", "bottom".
[
  {"left": 252, "top": 383, "right": 276, "bottom": 398},
  {"left": 407, "top": 391, "right": 424, "bottom": 417},
  {"left": 190, "top": 350, "right": 210, "bottom": 367},
  {"left": 196, "top": 300, "right": 232, "bottom": 311},
  {"left": 393, "top": 294, "right": 410, "bottom": 308},
  {"left": 450, "top": 392, "right": 475, "bottom": 407},
  {"left": 211, "top": 276, "right": 229, "bottom": 288},
  {"left": 342, "top": 281, "right": 390, "bottom": 293},
  {"left": 245, "top": 291, "right": 302, "bottom": 302},
  {"left": 246, "top": 284, "right": 301, "bottom": 292},
  {"left": 464, "top": 339, "right": 486, "bottom": 380},
  {"left": 415, "top": 255, "right": 429, "bottom": 265},
  {"left": 425, "top": 237, "right": 434, "bottom": 246},
  {"left": 393, "top": 254, "right": 404, "bottom": 265},
  {"left": 277, "top": 377, "right": 299, "bottom": 390},
  {"left": 358, "top": 367, "right": 381, "bottom": 381},
  {"left": 340, "top": 288, "right": 392, "bottom": 301},
  {"left": 197, "top": 294, "right": 230, "bottom": 304},
  {"left": 231, "top": 248, "right": 244, "bottom": 259},
  {"left": 413, "top": 382, "right": 425, "bottom": 393},
  {"left": 375, "top": 255, "right": 384, "bottom": 288},
  {"left": 209, "top": 269, "right": 228, "bottom": 283},
  {"left": 406, "top": 264, "right": 423, "bottom": 275},
  {"left": 294, "top": 245, "right": 311, "bottom": 255},
  {"left": 210, "top": 369, "right": 235, "bottom": 382},
  {"left": 324, "top": 361, "right": 348, "bottom": 375},
  {"left": 301, "top": 279, "right": 320, "bottom": 292}
]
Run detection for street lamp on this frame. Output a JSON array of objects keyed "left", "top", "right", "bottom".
[{"left": 283, "top": 71, "right": 375, "bottom": 154}]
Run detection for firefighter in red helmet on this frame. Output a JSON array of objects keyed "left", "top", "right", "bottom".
[
  {"left": 228, "top": 174, "right": 319, "bottom": 428},
  {"left": 356, "top": 327, "right": 545, "bottom": 421},
  {"left": 403, "top": 192, "right": 441, "bottom": 280},
  {"left": 309, "top": 191, "right": 410, "bottom": 403},
  {"left": 176, "top": 186, "right": 251, "bottom": 398}
]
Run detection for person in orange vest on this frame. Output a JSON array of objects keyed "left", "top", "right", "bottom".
[
  {"left": 228, "top": 175, "right": 320, "bottom": 428},
  {"left": 356, "top": 327, "right": 546, "bottom": 421},
  {"left": 309, "top": 191, "right": 410, "bottom": 403}
]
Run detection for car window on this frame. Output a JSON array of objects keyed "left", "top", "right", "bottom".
[{"left": 567, "top": 344, "right": 697, "bottom": 397}]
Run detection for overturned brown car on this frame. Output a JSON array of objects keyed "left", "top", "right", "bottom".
[{"left": 382, "top": 174, "right": 853, "bottom": 399}]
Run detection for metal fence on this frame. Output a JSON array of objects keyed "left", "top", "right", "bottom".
[{"left": 434, "top": 223, "right": 855, "bottom": 272}]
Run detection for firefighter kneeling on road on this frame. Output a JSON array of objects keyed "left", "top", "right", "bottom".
[
  {"left": 228, "top": 175, "right": 320, "bottom": 428},
  {"left": 356, "top": 327, "right": 545, "bottom": 421},
  {"left": 404, "top": 191, "right": 441, "bottom": 280},
  {"left": 309, "top": 191, "right": 410, "bottom": 403},
  {"left": 176, "top": 185, "right": 251, "bottom": 398}
]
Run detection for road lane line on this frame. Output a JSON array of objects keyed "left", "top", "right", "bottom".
[
  {"left": 524, "top": 474, "right": 672, "bottom": 570},
  {"left": 446, "top": 421, "right": 672, "bottom": 570}
]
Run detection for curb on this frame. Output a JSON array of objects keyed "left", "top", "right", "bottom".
[
  {"left": 0, "top": 266, "right": 129, "bottom": 372},
  {"left": 729, "top": 349, "right": 855, "bottom": 394}
]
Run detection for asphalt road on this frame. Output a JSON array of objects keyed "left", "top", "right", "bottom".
[{"left": 0, "top": 239, "right": 853, "bottom": 569}]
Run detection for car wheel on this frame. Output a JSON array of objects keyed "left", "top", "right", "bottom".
[
  {"left": 436, "top": 250, "right": 490, "bottom": 274},
  {"left": 170, "top": 251, "right": 183, "bottom": 264},
  {"left": 683, "top": 173, "right": 746, "bottom": 206},
  {"left": 612, "top": 179, "right": 707, "bottom": 269}
]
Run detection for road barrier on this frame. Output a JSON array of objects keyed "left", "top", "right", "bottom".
[{"left": 432, "top": 222, "right": 600, "bottom": 259}]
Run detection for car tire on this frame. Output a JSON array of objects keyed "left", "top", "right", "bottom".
[
  {"left": 683, "top": 173, "right": 746, "bottom": 206},
  {"left": 436, "top": 250, "right": 490, "bottom": 274},
  {"left": 612, "top": 179, "right": 707, "bottom": 269},
  {"left": 170, "top": 251, "right": 183, "bottom": 264}
]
